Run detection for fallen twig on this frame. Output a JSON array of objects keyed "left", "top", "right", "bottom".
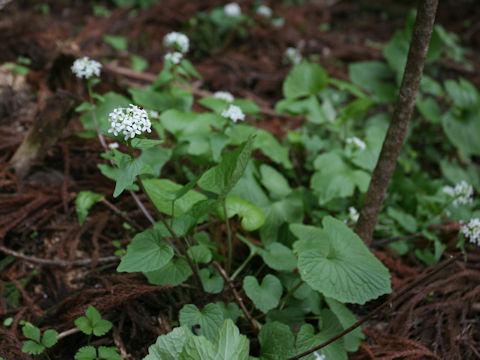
[
  {"left": 212, "top": 261, "right": 259, "bottom": 335},
  {"left": 0, "top": 244, "right": 119, "bottom": 267}
]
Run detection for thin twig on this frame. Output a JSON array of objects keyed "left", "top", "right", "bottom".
[
  {"left": 371, "top": 232, "right": 424, "bottom": 247},
  {"left": 212, "top": 261, "right": 259, "bottom": 335},
  {"left": 287, "top": 253, "right": 462, "bottom": 360},
  {"left": 0, "top": 245, "right": 119, "bottom": 267},
  {"left": 57, "top": 327, "right": 80, "bottom": 340},
  {"left": 99, "top": 198, "right": 143, "bottom": 231}
]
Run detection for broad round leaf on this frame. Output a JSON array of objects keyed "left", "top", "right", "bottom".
[
  {"left": 145, "top": 257, "right": 193, "bottom": 286},
  {"left": 283, "top": 61, "right": 328, "bottom": 99},
  {"left": 292, "top": 217, "right": 391, "bottom": 304},
  {"left": 117, "top": 229, "right": 174, "bottom": 273}
]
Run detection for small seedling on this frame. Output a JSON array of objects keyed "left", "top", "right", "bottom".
[
  {"left": 75, "top": 305, "right": 112, "bottom": 337},
  {"left": 21, "top": 321, "right": 58, "bottom": 358}
]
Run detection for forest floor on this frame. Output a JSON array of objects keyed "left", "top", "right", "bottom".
[{"left": 1, "top": 0, "right": 480, "bottom": 359}]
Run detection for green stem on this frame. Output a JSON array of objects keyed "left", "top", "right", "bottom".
[
  {"left": 223, "top": 200, "right": 233, "bottom": 274},
  {"left": 230, "top": 252, "right": 254, "bottom": 281},
  {"left": 279, "top": 280, "right": 303, "bottom": 310}
]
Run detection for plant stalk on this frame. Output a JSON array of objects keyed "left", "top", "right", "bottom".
[{"left": 354, "top": 0, "right": 439, "bottom": 245}]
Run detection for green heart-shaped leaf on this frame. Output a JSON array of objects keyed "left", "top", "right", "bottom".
[
  {"left": 117, "top": 229, "right": 174, "bottom": 273},
  {"left": 243, "top": 274, "right": 282, "bottom": 313}
]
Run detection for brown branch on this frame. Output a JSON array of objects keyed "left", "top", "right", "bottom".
[
  {"left": 287, "top": 252, "right": 461, "bottom": 360},
  {"left": 0, "top": 245, "right": 119, "bottom": 267},
  {"left": 354, "top": 0, "right": 439, "bottom": 245},
  {"left": 212, "top": 261, "right": 259, "bottom": 335},
  {"left": 100, "top": 198, "right": 143, "bottom": 231}
]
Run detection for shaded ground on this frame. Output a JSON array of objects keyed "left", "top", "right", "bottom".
[{"left": 1, "top": 0, "right": 480, "bottom": 359}]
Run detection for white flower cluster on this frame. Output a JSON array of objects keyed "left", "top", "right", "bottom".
[
  {"left": 442, "top": 181, "right": 473, "bottom": 207},
  {"left": 107, "top": 104, "right": 152, "bottom": 141},
  {"left": 348, "top": 207, "right": 359, "bottom": 223},
  {"left": 224, "top": 2, "right": 242, "bottom": 17},
  {"left": 346, "top": 137, "right": 367, "bottom": 151},
  {"left": 313, "top": 352, "right": 326, "bottom": 360},
  {"left": 164, "top": 51, "right": 183, "bottom": 64},
  {"left": 213, "top": 91, "right": 234, "bottom": 103},
  {"left": 71, "top": 57, "right": 102, "bottom": 79},
  {"left": 256, "top": 5, "right": 272, "bottom": 18},
  {"left": 221, "top": 104, "right": 245, "bottom": 123},
  {"left": 163, "top": 32, "right": 189, "bottom": 54},
  {"left": 460, "top": 218, "right": 480, "bottom": 246},
  {"left": 285, "top": 47, "right": 302, "bottom": 65}
]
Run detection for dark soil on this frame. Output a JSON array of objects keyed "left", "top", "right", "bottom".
[{"left": 1, "top": 1, "right": 479, "bottom": 359}]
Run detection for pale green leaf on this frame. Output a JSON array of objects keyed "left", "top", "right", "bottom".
[
  {"left": 22, "top": 322, "right": 41, "bottom": 342},
  {"left": 213, "top": 319, "right": 249, "bottom": 360},
  {"left": 75, "top": 346, "right": 97, "bottom": 360},
  {"left": 261, "top": 242, "right": 297, "bottom": 272},
  {"left": 258, "top": 321, "right": 295, "bottom": 360},
  {"left": 291, "top": 217, "right": 391, "bottom": 304},
  {"left": 117, "top": 229, "right": 174, "bottom": 272},
  {"left": 41, "top": 329, "right": 59, "bottom": 348},
  {"left": 295, "top": 311, "right": 346, "bottom": 360},
  {"left": 243, "top": 275, "right": 282, "bottom": 313},
  {"left": 218, "top": 196, "right": 265, "bottom": 231},
  {"left": 199, "top": 268, "right": 224, "bottom": 294},
  {"left": 22, "top": 340, "right": 45, "bottom": 355},
  {"left": 144, "top": 326, "right": 193, "bottom": 360},
  {"left": 145, "top": 257, "right": 193, "bottom": 286},
  {"left": 324, "top": 297, "right": 364, "bottom": 352},
  {"left": 76, "top": 191, "right": 104, "bottom": 225},
  {"left": 179, "top": 304, "right": 224, "bottom": 341},
  {"left": 142, "top": 178, "right": 206, "bottom": 217},
  {"left": 283, "top": 61, "right": 328, "bottom": 99},
  {"left": 98, "top": 346, "right": 123, "bottom": 360}
]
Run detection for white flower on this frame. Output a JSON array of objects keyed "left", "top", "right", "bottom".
[
  {"left": 107, "top": 104, "right": 152, "bottom": 141},
  {"left": 460, "top": 218, "right": 480, "bottom": 246},
  {"left": 285, "top": 47, "right": 302, "bottom": 65},
  {"left": 442, "top": 181, "right": 473, "bottom": 207},
  {"left": 164, "top": 51, "right": 183, "bottom": 64},
  {"left": 313, "top": 352, "right": 326, "bottom": 360},
  {"left": 149, "top": 110, "right": 159, "bottom": 118},
  {"left": 271, "top": 17, "right": 285, "bottom": 28},
  {"left": 213, "top": 91, "right": 234, "bottom": 103},
  {"left": 108, "top": 142, "right": 119, "bottom": 149},
  {"left": 346, "top": 137, "right": 367, "bottom": 151},
  {"left": 256, "top": 5, "right": 272, "bottom": 18},
  {"left": 224, "top": 2, "right": 241, "bottom": 17},
  {"left": 71, "top": 57, "right": 102, "bottom": 79},
  {"left": 349, "top": 207, "right": 359, "bottom": 223},
  {"left": 163, "top": 32, "right": 189, "bottom": 54},
  {"left": 221, "top": 104, "right": 245, "bottom": 123}
]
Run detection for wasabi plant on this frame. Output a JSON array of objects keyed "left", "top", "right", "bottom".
[
  {"left": 163, "top": 32, "right": 190, "bottom": 54},
  {"left": 460, "top": 218, "right": 480, "bottom": 246},
  {"left": 224, "top": 2, "right": 242, "bottom": 17},
  {"left": 256, "top": 4, "right": 273, "bottom": 18},
  {"left": 71, "top": 57, "right": 102, "bottom": 79},
  {"left": 284, "top": 47, "right": 302, "bottom": 65},
  {"left": 69, "top": 7, "right": 479, "bottom": 359},
  {"left": 221, "top": 104, "right": 245, "bottom": 123}
]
